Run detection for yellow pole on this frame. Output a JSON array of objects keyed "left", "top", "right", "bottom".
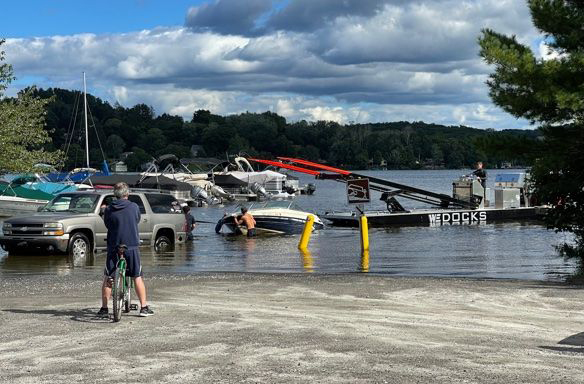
[
  {"left": 298, "top": 214, "right": 314, "bottom": 250},
  {"left": 361, "top": 249, "right": 370, "bottom": 272},
  {"left": 360, "top": 215, "right": 369, "bottom": 251}
]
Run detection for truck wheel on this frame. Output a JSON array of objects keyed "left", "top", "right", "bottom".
[
  {"left": 154, "top": 235, "right": 173, "bottom": 253},
  {"left": 68, "top": 233, "right": 90, "bottom": 258}
]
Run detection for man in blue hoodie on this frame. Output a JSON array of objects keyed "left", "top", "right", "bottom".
[{"left": 98, "top": 182, "right": 154, "bottom": 317}]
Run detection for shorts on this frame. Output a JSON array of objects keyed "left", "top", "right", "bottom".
[
  {"left": 247, "top": 228, "right": 256, "bottom": 238},
  {"left": 104, "top": 247, "right": 143, "bottom": 278}
]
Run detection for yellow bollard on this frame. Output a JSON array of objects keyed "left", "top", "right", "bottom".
[
  {"left": 359, "top": 215, "right": 369, "bottom": 251},
  {"left": 361, "top": 249, "right": 370, "bottom": 273},
  {"left": 298, "top": 214, "right": 315, "bottom": 250}
]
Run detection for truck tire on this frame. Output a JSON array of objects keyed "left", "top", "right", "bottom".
[
  {"left": 68, "top": 232, "right": 90, "bottom": 258},
  {"left": 154, "top": 235, "right": 173, "bottom": 253}
]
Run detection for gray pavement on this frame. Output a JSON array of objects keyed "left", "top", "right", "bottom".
[{"left": 1, "top": 273, "right": 584, "bottom": 383}]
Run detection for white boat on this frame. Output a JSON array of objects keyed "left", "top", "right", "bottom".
[
  {"left": 211, "top": 157, "right": 298, "bottom": 200},
  {"left": 218, "top": 200, "right": 325, "bottom": 235},
  {"left": 0, "top": 179, "right": 54, "bottom": 217},
  {"left": 140, "top": 154, "right": 223, "bottom": 204},
  {"left": 0, "top": 195, "right": 49, "bottom": 217}
]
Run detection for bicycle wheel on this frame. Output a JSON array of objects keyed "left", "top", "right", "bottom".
[
  {"left": 112, "top": 268, "right": 124, "bottom": 322},
  {"left": 123, "top": 276, "right": 131, "bottom": 313}
]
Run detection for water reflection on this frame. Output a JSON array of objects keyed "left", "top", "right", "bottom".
[
  {"left": 299, "top": 249, "right": 313, "bottom": 272},
  {"left": 0, "top": 251, "right": 98, "bottom": 275}
]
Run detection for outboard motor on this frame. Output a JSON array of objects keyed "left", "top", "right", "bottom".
[
  {"left": 284, "top": 185, "right": 298, "bottom": 195},
  {"left": 250, "top": 182, "right": 269, "bottom": 198},
  {"left": 191, "top": 186, "right": 209, "bottom": 201},
  {"left": 210, "top": 185, "right": 235, "bottom": 201}
]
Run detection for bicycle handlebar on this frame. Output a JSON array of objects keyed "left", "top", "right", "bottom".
[{"left": 117, "top": 244, "right": 128, "bottom": 256}]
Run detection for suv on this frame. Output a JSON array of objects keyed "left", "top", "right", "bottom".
[{"left": 0, "top": 190, "right": 187, "bottom": 256}]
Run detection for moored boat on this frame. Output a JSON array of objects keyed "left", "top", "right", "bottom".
[{"left": 0, "top": 182, "right": 53, "bottom": 217}]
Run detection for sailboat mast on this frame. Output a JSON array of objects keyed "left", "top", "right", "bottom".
[{"left": 83, "top": 72, "right": 90, "bottom": 168}]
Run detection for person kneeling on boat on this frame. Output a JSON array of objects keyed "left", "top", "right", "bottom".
[{"left": 237, "top": 207, "right": 256, "bottom": 237}]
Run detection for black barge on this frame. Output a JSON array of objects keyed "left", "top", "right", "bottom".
[
  {"left": 248, "top": 157, "right": 547, "bottom": 229},
  {"left": 324, "top": 206, "right": 546, "bottom": 228}
]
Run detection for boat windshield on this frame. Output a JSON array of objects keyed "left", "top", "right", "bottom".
[
  {"left": 250, "top": 200, "right": 303, "bottom": 210},
  {"left": 40, "top": 194, "right": 100, "bottom": 213}
]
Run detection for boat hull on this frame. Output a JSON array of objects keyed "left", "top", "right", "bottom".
[
  {"left": 223, "top": 214, "right": 324, "bottom": 235},
  {"left": 324, "top": 206, "right": 547, "bottom": 228},
  {"left": 0, "top": 197, "right": 49, "bottom": 217}
]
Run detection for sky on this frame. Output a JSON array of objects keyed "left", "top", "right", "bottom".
[{"left": 1, "top": 0, "right": 549, "bottom": 129}]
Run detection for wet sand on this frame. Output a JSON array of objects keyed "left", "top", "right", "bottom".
[{"left": 1, "top": 273, "right": 584, "bottom": 383}]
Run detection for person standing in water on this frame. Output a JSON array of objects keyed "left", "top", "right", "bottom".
[
  {"left": 182, "top": 206, "right": 196, "bottom": 241},
  {"left": 237, "top": 207, "right": 256, "bottom": 237}
]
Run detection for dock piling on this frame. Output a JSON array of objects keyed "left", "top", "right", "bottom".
[
  {"left": 360, "top": 215, "right": 369, "bottom": 251},
  {"left": 298, "top": 215, "right": 315, "bottom": 250}
]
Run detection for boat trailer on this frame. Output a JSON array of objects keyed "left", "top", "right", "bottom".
[{"left": 248, "top": 157, "right": 480, "bottom": 211}]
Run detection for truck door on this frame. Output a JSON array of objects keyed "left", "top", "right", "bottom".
[
  {"left": 95, "top": 194, "right": 114, "bottom": 248},
  {"left": 128, "top": 194, "right": 152, "bottom": 245}
]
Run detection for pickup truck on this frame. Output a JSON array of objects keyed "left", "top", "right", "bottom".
[{"left": 0, "top": 190, "right": 187, "bottom": 257}]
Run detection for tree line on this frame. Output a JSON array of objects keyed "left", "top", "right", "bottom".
[{"left": 33, "top": 87, "right": 539, "bottom": 172}]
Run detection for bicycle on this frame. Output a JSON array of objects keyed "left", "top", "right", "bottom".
[{"left": 111, "top": 244, "right": 138, "bottom": 322}]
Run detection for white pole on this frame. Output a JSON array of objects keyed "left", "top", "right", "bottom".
[{"left": 83, "top": 72, "right": 90, "bottom": 168}]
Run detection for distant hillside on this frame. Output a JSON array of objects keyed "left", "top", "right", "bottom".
[{"left": 34, "top": 88, "right": 540, "bottom": 171}]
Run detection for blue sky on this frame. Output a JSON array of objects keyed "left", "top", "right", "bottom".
[
  {"left": 2, "top": 1, "right": 198, "bottom": 37},
  {"left": 1, "top": 0, "right": 547, "bottom": 130}
]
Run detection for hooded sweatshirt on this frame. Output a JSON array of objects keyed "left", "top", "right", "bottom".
[{"left": 104, "top": 198, "right": 141, "bottom": 250}]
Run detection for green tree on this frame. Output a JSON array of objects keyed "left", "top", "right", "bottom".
[
  {"left": 125, "top": 147, "right": 152, "bottom": 171},
  {"left": 0, "top": 39, "right": 62, "bottom": 171},
  {"left": 105, "top": 134, "right": 126, "bottom": 158},
  {"left": 479, "top": 1, "right": 584, "bottom": 261}
]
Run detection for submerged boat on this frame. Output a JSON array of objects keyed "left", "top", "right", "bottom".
[{"left": 217, "top": 200, "right": 325, "bottom": 235}]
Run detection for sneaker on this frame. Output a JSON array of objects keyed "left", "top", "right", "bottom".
[
  {"left": 139, "top": 306, "right": 154, "bottom": 317},
  {"left": 97, "top": 307, "right": 109, "bottom": 317}
]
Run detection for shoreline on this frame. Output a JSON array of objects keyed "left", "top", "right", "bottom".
[{"left": 1, "top": 273, "right": 583, "bottom": 383}]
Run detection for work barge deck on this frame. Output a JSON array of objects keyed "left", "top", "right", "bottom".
[{"left": 248, "top": 157, "right": 547, "bottom": 228}]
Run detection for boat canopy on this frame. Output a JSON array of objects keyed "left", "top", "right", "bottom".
[
  {"left": 0, "top": 184, "right": 54, "bottom": 201},
  {"left": 88, "top": 174, "right": 192, "bottom": 191}
]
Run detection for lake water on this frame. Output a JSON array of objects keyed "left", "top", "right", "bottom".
[{"left": 0, "top": 169, "right": 577, "bottom": 281}]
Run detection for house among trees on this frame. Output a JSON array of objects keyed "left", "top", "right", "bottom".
[{"left": 112, "top": 161, "right": 127, "bottom": 172}]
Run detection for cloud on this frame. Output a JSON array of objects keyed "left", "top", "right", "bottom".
[
  {"left": 267, "top": 0, "right": 388, "bottom": 33},
  {"left": 185, "top": 0, "right": 272, "bottom": 36},
  {"left": 2, "top": 0, "right": 542, "bottom": 130}
]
